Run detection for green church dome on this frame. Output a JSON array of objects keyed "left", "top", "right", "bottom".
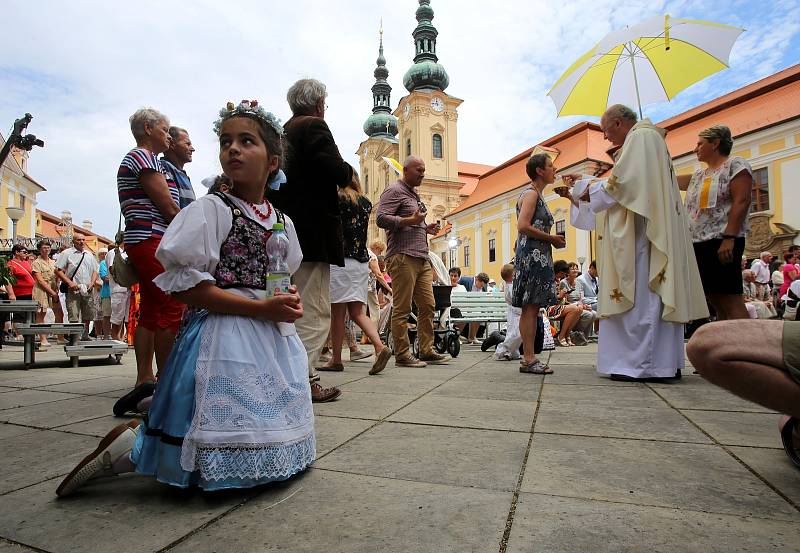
[
  {"left": 403, "top": 60, "right": 449, "bottom": 92},
  {"left": 363, "top": 112, "right": 398, "bottom": 138},
  {"left": 403, "top": 0, "right": 449, "bottom": 92}
]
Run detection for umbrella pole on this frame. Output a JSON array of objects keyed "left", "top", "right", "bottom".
[{"left": 628, "top": 42, "right": 644, "bottom": 119}]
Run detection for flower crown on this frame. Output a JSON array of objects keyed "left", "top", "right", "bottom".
[{"left": 213, "top": 99, "right": 283, "bottom": 138}]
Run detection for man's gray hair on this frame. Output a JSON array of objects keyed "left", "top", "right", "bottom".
[
  {"left": 605, "top": 104, "right": 638, "bottom": 123},
  {"left": 761, "top": 251, "right": 772, "bottom": 259},
  {"left": 168, "top": 126, "right": 188, "bottom": 142},
  {"left": 287, "top": 79, "right": 327, "bottom": 115},
  {"left": 129, "top": 108, "right": 169, "bottom": 141}
]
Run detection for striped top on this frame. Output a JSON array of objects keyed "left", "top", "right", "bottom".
[{"left": 117, "top": 148, "right": 179, "bottom": 246}]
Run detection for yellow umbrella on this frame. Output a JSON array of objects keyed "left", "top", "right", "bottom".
[{"left": 548, "top": 15, "right": 744, "bottom": 117}]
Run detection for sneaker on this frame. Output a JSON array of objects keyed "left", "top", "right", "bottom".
[
  {"left": 370, "top": 348, "right": 392, "bottom": 375},
  {"left": 395, "top": 355, "right": 427, "bottom": 368},
  {"left": 418, "top": 352, "right": 450, "bottom": 365},
  {"left": 56, "top": 420, "right": 140, "bottom": 497},
  {"left": 349, "top": 349, "right": 372, "bottom": 362}
]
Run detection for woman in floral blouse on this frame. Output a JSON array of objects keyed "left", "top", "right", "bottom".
[{"left": 679, "top": 125, "right": 753, "bottom": 320}]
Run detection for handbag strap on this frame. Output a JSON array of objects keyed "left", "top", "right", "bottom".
[{"left": 69, "top": 252, "right": 86, "bottom": 280}]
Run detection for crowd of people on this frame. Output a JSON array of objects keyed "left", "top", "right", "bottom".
[
  {"left": 46, "top": 92, "right": 799, "bottom": 498},
  {"left": 0, "top": 235, "right": 137, "bottom": 347}
]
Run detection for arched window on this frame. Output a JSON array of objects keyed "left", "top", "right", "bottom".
[
  {"left": 364, "top": 174, "right": 369, "bottom": 194},
  {"left": 406, "top": 139, "right": 412, "bottom": 157},
  {"left": 432, "top": 134, "right": 443, "bottom": 159}
]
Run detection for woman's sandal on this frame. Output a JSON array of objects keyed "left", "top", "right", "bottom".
[
  {"left": 519, "top": 360, "right": 554, "bottom": 374},
  {"left": 780, "top": 416, "right": 800, "bottom": 469},
  {"left": 557, "top": 337, "right": 571, "bottom": 347}
]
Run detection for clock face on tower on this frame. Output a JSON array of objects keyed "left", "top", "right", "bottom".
[
  {"left": 431, "top": 97, "right": 444, "bottom": 112},
  {"left": 403, "top": 103, "right": 411, "bottom": 120}
]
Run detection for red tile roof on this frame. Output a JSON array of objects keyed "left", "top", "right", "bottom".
[{"left": 659, "top": 63, "right": 800, "bottom": 157}]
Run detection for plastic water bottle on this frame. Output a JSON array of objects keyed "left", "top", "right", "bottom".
[{"left": 265, "top": 223, "right": 291, "bottom": 297}]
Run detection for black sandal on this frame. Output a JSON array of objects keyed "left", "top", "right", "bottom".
[{"left": 780, "top": 416, "right": 800, "bottom": 469}]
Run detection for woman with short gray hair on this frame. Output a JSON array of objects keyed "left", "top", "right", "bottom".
[
  {"left": 114, "top": 106, "right": 184, "bottom": 416},
  {"left": 678, "top": 124, "right": 753, "bottom": 320}
]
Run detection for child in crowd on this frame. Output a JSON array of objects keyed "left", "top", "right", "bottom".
[
  {"left": 495, "top": 263, "right": 522, "bottom": 360},
  {"left": 57, "top": 100, "right": 314, "bottom": 497}
]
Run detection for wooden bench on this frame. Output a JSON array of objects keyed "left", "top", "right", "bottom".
[{"left": 448, "top": 291, "right": 508, "bottom": 332}]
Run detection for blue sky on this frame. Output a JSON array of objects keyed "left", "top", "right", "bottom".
[{"left": 2, "top": 0, "right": 799, "bottom": 238}]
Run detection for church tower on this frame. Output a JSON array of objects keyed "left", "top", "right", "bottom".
[
  {"left": 357, "top": 25, "right": 400, "bottom": 246},
  {"left": 395, "top": 0, "right": 463, "bottom": 221}
]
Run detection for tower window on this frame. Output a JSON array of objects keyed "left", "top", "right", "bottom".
[
  {"left": 406, "top": 139, "right": 412, "bottom": 157},
  {"left": 364, "top": 174, "right": 369, "bottom": 195},
  {"left": 432, "top": 134, "right": 443, "bottom": 159}
]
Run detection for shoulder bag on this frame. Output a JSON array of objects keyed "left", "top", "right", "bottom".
[{"left": 109, "top": 214, "right": 138, "bottom": 287}]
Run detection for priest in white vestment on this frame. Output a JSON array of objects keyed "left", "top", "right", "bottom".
[{"left": 561, "top": 105, "right": 708, "bottom": 381}]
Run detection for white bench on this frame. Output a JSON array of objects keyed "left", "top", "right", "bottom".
[
  {"left": 448, "top": 291, "right": 508, "bottom": 332},
  {"left": 64, "top": 340, "right": 129, "bottom": 367}
]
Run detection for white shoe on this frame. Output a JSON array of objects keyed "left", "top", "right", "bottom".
[
  {"left": 56, "top": 420, "right": 139, "bottom": 497},
  {"left": 349, "top": 349, "right": 372, "bottom": 362}
]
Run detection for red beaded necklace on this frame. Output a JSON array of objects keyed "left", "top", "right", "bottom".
[{"left": 246, "top": 199, "right": 273, "bottom": 222}]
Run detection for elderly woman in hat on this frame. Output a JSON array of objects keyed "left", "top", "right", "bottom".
[{"left": 679, "top": 125, "right": 754, "bottom": 321}]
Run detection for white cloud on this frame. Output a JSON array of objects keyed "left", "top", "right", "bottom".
[{"left": 1, "top": 0, "right": 798, "bottom": 238}]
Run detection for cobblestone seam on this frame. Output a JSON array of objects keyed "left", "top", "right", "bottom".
[{"left": 499, "top": 374, "right": 547, "bottom": 553}]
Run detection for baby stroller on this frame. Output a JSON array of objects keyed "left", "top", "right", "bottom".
[{"left": 379, "top": 284, "right": 461, "bottom": 358}]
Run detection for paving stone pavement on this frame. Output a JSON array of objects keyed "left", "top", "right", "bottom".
[{"left": 0, "top": 342, "right": 798, "bottom": 552}]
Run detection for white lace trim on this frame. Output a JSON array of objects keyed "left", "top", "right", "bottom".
[
  {"left": 194, "top": 433, "right": 316, "bottom": 482},
  {"left": 180, "top": 316, "right": 314, "bottom": 474}
]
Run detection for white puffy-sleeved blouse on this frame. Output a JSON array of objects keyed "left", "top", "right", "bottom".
[{"left": 153, "top": 193, "right": 302, "bottom": 296}]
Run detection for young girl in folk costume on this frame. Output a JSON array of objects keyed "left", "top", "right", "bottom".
[{"left": 57, "top": 100, "right": 314, "bottom": 496}]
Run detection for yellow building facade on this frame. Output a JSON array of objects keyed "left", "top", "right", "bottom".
[
  {"left": 358, "top": 2, "right": 464, "bottom": 248},
  {"left": 0, "top": 142, "right": 45, "bottom": 243}
]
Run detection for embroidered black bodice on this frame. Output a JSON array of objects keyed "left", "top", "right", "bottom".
[{"left": 212, "top": 192, "right": 283, "bottom": 290}]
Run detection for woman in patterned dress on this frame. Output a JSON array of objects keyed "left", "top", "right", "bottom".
[
  {"left": 512, "top": 153, "right": 565, "bottom": 374},
  {"left": 31, "top": 240, "right": 63, "bottom": 347}
]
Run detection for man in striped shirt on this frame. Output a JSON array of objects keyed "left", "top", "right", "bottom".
[{"left": 160, "top": 127, "right": 196, "bottom": 209}]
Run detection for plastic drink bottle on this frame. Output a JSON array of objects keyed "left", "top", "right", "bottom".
[{"left": 265, "top": 223, "right": 291, "bottom": 297}]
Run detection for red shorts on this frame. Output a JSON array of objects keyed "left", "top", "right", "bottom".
[{"left": 125, "top": 237, "right": 184, "bottom": 334}]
